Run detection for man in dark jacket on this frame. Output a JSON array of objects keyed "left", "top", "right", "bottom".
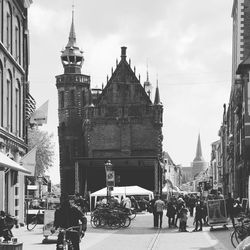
[
  {"left": 166, "top": 199, "right": 176, "bottom": 228},
  {"left": 226, "top": 193, "right": 235, "bottom": 227},
  {"left": 193, "top": 200, "right": 203, "bottom": 231},
  {"left": 53, "top": 196, "right": 87, "bottom": 250},
  {"left": 149, "top": 196, "right": 158, "bottom": 228}
]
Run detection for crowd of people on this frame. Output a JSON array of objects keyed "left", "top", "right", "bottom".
[{"left": 148, "top": 192, "right": 244, "bottom": 232}]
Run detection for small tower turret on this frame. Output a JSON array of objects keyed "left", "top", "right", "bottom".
[
  {"left": 154, "top": 80, "right": 161, "bottom": 105},
  {"left": 61, "top": 9, "right": 84, "bottom": 74},
  {"left": 144, "top": 64, "right": 153, "bottom": 100}
]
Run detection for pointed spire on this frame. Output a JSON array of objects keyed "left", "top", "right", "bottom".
[
  {"left": 61, "top": 3, "right": 84, "bottom": 73},
  {"left": 193, "top": 134, "right": 204, "bottom": 162},
  {"left": 143, "top": 60, "right": 152, "bottom": 99},
  {"left": 66, "top": 5, "right": 76, "bottom": 48},
  {"left": 154, "top": 78, "right": 161, "bottom": 105}
]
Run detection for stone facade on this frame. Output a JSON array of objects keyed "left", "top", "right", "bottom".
[
  {"left": 218, "top": 0, "right": 250, "bottom": 198},
  {"left": 57, "top": 17, "right": 164, "bottom": 196},
  {"left": 0, "top": 0, "right": 33, "bottom": 223}
]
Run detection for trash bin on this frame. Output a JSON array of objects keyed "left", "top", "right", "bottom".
[{"left": 0, "top": 242, "right": 23, "bottom": 250}]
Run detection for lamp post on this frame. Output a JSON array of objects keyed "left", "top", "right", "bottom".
[{"left": 105, "top": 160, "right": 114, "bottom": 202}]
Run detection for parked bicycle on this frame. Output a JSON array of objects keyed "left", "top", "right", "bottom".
[
  {"left": 231, "top": 214, "right": 250, "bottom": 248},
  {"left": 56, "top": 225, "right": 83, "bottom": 250},
  {"left": 90, "top": 205, "right": 131, "bottom": 229},
  {"left": 27, "top": 209, "right": 44, "bottom": 231}
]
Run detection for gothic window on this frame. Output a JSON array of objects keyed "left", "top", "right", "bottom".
[
  {"left": 0, "top": 61, "right": 3, "bottom": 127},
  {"left": 15, "top": 79, "right": 21, "bottom": 137},
  {"left": 14, "top": 16, "right": 21, "bottom": 63},
  {"left": 60, "top": 91, "right": 64, "bottom": 108},
  {"left": 6, "top": 70, "right": 13, "bottom": 132},
  {"left": 6, "top": 2, "right": 12, "bottom": 52},
  {"left": 70, "top": 90, "right": 75, "bottom": 106}
]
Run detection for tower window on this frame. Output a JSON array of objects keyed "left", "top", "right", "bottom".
[
  {"left": 70, "top": 90, "right": 75, "bottom": 106},
  {"left": 82, "top": 90, "right": 86, "bottom": 106},
  {"left": 60, "top": 91, "right": 64, "bottom": 108}
]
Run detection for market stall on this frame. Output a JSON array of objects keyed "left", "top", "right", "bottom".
[{"left": 90, "top": 185, "right": 154, "bottom": 210}]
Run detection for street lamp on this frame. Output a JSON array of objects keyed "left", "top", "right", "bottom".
[{"left": 105, "top": 160, "right": 113, "bottom": 202}]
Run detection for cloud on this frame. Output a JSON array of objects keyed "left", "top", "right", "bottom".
[{"left": 28, "top": 0, "right": 234, "bottom": 183}]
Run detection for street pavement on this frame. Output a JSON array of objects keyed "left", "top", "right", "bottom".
[{"left": 10, "top": 212, "right": 235, "bottom": 250}]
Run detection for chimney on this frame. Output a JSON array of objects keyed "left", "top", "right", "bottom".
[{"left": 121, "top": 46, "right": 127, "bottom": 60}]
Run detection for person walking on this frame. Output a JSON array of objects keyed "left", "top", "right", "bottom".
[
  {"left": 189, "top": 194, "right": 196, "bottom": 217},
  {"left": 226, "top": 193, "right": 235, "bottom": 227},
  {"left": 154, "top": 196, "right": 165, "bottom": 228},
  {"left": 149, "top": 196, "right": 158, "bottom": 228},
  {"left": 166, "top": 198, "right": 176, "bottom": 228},
  {"left": 193, "top": 200, "right": 203, "bottom": 232},
  {"left": 175, "top": 197, "right": 184, "bottom": 227},
  {"left": 179, "top": 204, "right": 189, "bottom": 232},
  {"left": 201, "top": 200, "right": 208, "bottom": 226}
]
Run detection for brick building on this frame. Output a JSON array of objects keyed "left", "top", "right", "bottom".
[
  {"left": 0, "top": 0, "right": 33, "bottom": 224},
  {"left": 218, "top": 0, "right": 250, "bottom": 198},
  {"left": 56, "top": 15, "right": 164, "bottom": 196}
]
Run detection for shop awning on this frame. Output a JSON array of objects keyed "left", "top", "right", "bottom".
[{"left": 0, "top": 152, "right": 31, "bottom": 175}]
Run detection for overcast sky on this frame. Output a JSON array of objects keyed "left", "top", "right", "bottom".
[{"left": 28, "top": 0, "right": 233, "bottom": 184}]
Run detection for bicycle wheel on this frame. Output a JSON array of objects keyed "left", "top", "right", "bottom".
[
  {"left": 121, "top": 217, "right": 131, "bottom": 228},
  {"left": 90, "top": 216, "right": 101, "bottom": 228},
  {"left": 129, "top": 211, "right": 136, "bottom": 220},
  {"left": 231, "top": 230, "right": 240, "bottom": 248},
  {"left": 27, "top": 216, "right": 37, "bottom": 231}
]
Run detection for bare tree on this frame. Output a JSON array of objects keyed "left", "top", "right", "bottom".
[{"left": 28, "top": 127, "right": 55, "bottom": 176}]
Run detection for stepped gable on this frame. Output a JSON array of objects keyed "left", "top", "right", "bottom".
[{"left": 97, "top": 47, "right": 152, "bottom": 105}]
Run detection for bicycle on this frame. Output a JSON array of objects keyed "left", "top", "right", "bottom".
[
  {"left": 231, "top": 215, "right": 250, "bottom": 248},
  {"left": 57, "top": 225, "right": 83, "bottom": 250},
  {"left": 90, "top": 206, "right": 131, "bottom": 229},
  {"left": 27, "top": 209, "right": 44, "bottom": 231}
]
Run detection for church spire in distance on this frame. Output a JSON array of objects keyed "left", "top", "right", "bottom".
[{"left": 193, "top": 133, "right": 204, "bottom": 162}]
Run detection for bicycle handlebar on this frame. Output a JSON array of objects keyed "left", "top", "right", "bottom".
[{"left": 58, "top": 225, "right": 82, "bottom": 231}]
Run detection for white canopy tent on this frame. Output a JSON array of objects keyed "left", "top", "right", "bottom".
[{"left": 90, "top": 185, "right": 154, "bottom": 210}]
